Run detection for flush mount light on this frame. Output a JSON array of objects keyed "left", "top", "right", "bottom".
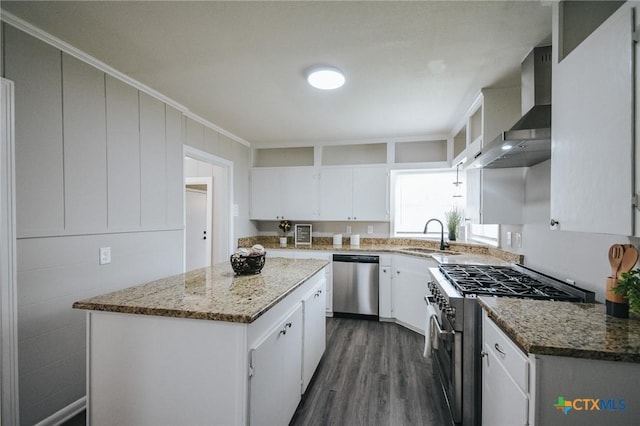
[
  {"left": 306, "top": 66, "right": 345, "bottom": 90},
  {"left": 502, "top": 144, "right": 513, "bottom": 150}
]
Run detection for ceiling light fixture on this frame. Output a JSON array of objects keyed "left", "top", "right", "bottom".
[
  {"left": 501, "top": 144, "right": 513, "bottom": 150},
  {"left": 306, "top": 66, "right": 345, "bottom": 90}
]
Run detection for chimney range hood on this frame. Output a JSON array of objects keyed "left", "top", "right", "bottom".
[{"left": 467, "top": 46, "right": 551, "bottom": 169}]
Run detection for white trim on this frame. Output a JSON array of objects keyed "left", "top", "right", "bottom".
[
  {"left": 33, "top": 396, "right": 86, "bottom": 426},
  {"left": 1, "top": 78, "right": 19, "bottom": 426},
  {"left": 183, "top": 146, "right": 235, "bottom": 261},
  {"left": 0, "top": 9, "right": 251, "bottom": 148}
]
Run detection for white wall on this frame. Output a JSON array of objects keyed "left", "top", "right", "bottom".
[
  {"left": 520, "top": 160, "right": 636, "bottom": 302},
  {"left": 1, "top": 21, "right": 255, "bottom": 425}
]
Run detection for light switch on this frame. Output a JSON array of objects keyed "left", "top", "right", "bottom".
[
  {"left": 367, "top": 225, "right": 374, "bottom": 234},
  {"left": 99, "top": 247, "right": 111, "bottom": 265},
  {"left": 506, "top": 232, "right": 512, "bottom": 247},
  {"left": 346, "top": 225, "right": 352, "bottom": 234}
]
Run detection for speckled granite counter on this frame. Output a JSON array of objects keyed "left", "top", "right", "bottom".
[
  {"left": 238, "top": 236, "right": 521, "bottom": 265},
  {"left": 478, "top": 296, "right": 640, "bottom": 363},
  {"left": 73, "top": 257, "right": 329, "bottom": 323}
]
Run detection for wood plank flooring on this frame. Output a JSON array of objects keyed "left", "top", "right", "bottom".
[
  {"left": 290, "top": 317, "right": 453, "bottom": 426},
  {"left": 64, "top": 317, "right": 453, "bottom": 426}
]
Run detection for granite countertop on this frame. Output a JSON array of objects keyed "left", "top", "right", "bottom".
[
  {"left": 238, "top": 236, "right": 521, "bottom": 265},
  {"left": 478, "top": 296, "right": 640, "bottom": 363},
  {"left": 73, "top": 258, "right": 329, "bottom": 324}
]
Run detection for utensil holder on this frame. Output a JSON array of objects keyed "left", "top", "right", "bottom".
[{"left": 605, "top": 276, "right": 629, "bottom": 318}]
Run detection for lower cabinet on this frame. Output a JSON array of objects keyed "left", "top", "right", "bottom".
[
  {"left": 392, "top": 255, "right": 434, "bottom": 333},
  {"left": 378, "top": 255, "right": 393, "bottom": 319},
  {"left": 482, "top": 311, "right": 640, "bottom": 426},
  {"left": 482, "top": 312, "right": 529, "bottom": 426},
  {"left": 249, "top": 304, "right": 303, "bottom": 426},
  {"left": 302, "top": 279, "right": 327, "bottom": 393}
]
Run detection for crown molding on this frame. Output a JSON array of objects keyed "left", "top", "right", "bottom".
[{"left": 0, "top": 10, "right": 250, "bottom": 147}]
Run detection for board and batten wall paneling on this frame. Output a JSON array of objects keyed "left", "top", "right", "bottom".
[
  {"left": 62, "top": 53, "right": 108, "bottom": 232},
  {"left": 3, "top": 25, "right": 65, "bottom": 236},
  {"left": 166, "top": 105, "right": 185, "bottom": 228},
  {"left": 106, "top": 75, "right": 141, "bottom": 230},
  {"left": 186, "top": 117, "right": 205, "bottom": 151},
  {"left": 140, "top": 92, "right": 167, "bottom": 228}
]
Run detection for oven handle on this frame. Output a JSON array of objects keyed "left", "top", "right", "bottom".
[{"left": 429, "top": 309, "right": 455, "bottom": 342}]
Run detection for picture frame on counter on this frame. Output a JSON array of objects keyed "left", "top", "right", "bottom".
[{"left": 295, "top": 224, "right": 312, "bottom": 246}]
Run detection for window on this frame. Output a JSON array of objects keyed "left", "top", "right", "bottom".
[{"left": 391, "top": 170, "right": 465, "bottom": 238}]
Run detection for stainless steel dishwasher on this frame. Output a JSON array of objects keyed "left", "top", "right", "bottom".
[{"left": 332, "top": 254, "right": 379, "bottom": 318}]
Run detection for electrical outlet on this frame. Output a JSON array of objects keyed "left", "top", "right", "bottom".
[
  {"left": 346, "top": 225, "right": 352, "bottom": 234},
  {"left": 506, "top": 232, "right": 512, "bottom": 247},
  {"left": 367, "top": 225, "right": 374, "bottom": 234},
  {"left": 515, "top": 233, "right": 522, "bottom": 248},
  {"left": 99, "top": 247, "right": 111, "bottom": 265}
]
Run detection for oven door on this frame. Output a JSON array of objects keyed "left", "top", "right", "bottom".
[{"left": 429, "top": 305, "right": 463, "bottom": 424}]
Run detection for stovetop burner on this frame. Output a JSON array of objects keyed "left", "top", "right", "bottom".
[{"left": 438, "top": 264, "right": 582, "bottom": 301}]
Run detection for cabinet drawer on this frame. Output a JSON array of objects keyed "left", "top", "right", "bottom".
[{"left": 483, "top": 312, "right": 528, "bottom": 393}]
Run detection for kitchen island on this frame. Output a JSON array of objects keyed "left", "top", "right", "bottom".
[
  {"left": 478, "top": 296, "right": 640, "bottom": 426},
  {"left": 74, "top": 257, "right": 329, "bottom": 426}
]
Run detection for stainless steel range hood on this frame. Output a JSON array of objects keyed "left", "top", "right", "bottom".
[{"left": 467, "top": 46, "right": 552, "bottom": 169}]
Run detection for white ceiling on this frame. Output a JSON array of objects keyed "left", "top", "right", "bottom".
[{"left": 1, "top": 1, "right": 552, "bottom": 146}]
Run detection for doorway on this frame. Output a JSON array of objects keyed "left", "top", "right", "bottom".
[
  {"left": 185, "top": 177, "right": 212, "bottom": 271},
  {"left": 183, "top": 146, "right": 234, "bottom": 271}
]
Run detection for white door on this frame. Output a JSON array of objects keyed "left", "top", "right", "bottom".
[{"left": 185, "top": 188, "right": 209, "bottom": 271}]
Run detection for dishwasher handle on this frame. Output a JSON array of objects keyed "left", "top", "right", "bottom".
[{"left": 332, "top": 254, "right": 379, "bottom": 263}]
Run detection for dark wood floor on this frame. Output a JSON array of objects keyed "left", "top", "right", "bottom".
[
  {"left": 64, "top": 317, "right": 452, "bottom": 426},
  {"left": 290, "top": 317, "right": 453, "bottom": 426}
]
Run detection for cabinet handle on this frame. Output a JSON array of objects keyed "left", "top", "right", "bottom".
[
  {"left": 314, "top": 290, "right": 322, "bottom": 298},
  {"left": 396, "top": 270, "right": 400, "bottom": 274},
  {"left": 550, "top": 219, "right": 559, "bottom": 226},
  {"left": 382, "top": 268, "right": 387, "bottom": 273},
  {"left": 353, "top": 217, "right": 357, "bottom": 220},
  {"left": 280, "top": 322, "right": 292, "bottom": 335},
  {"left": 494, "top": 343, "right": 506, "bottom": 357},
  {"left": 481, "top": 350, "right": 488, "bottom": 358}
]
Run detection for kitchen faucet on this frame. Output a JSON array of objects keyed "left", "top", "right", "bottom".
[{"left": 424, "top": 218, "right": 449, "bottom": 251}]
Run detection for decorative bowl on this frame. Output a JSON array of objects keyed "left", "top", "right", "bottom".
[{"left": 230, "top": 253, "right": 266, "bottom": 275}]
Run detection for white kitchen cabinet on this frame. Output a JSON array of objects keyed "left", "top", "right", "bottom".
[
  {"left": 550, "top": 2, "right": 634, "bottom": 235},
  {"left": 482, "top": 313, "right": 529, "bottom": 426},
  {"left": 319, "top": 165, "right": 388, "bottom": 221},
  {"left": 463, "top": 87, "right": 525, "bottom": 225},
  {"left": 250, "top": 167, "right": 318, "bottom": 220},
  {"left": 250, "top": 304, "right": 303, "bottom": 426},
  {"left": 301, "top": 279, "right": 326, "bottom": 393},
  {"left": 467, "top": 167, "right": 526, "bottom": 225},
  {"left": 392, "top": 255, "right": 433, "bottom": 333},
  {"left": 482, "top": 311, "right": 640, "bottom": 426},
  {"left": 379, "top": 255, "right": 393, "bottom": 319}
]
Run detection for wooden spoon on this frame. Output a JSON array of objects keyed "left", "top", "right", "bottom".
[
  {"left": 618, "top": 245, "right": 639, "bottom": 279},
  {"left": 609, "top": 244, "right": 625, "bottom": 278}
]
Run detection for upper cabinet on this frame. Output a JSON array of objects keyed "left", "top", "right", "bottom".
[
  {"left": 319, "top": 165, "right": 389, "bottom": 221},
  {"left": 550, "top": 2, "right": 634, "bottom": 235},
  {"left": 250, "top": 167, "right": 318, "bottom": 220},
  {"left": 462, "top": 88, "right": 525, "bottom": 224}
]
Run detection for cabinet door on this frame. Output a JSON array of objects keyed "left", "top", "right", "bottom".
[
  {"left": 319, "top": 167, "right": 353, "bottom": 220},
  {"left": 250, "top": 168, "right": 282, "bottom": 220},
  {"left": 281, "top": 167, "right": 317, "bottom": 220},
  {"left": 392, "top": 256, "right": 432, "bottom": 333},
  {"left": 551, "top": 4, "right": 634, "bottom": 235},
  {"left": 353, "top": 166, "right": 388, "bottom": 221},
  {"left": 302, "top": 280, "right": 326, "bottom": 393},
  {"left": 482, "top": 342, "right": 529, "bottom": 426},
  {"left": 250, "top": 304, "right": 303, "bottom": 426}
]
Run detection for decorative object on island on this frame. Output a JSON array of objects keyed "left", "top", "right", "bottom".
[
  {"left": 230, "top": 244, "right": 266, "bottom": 275},
  {"left": 444, "top": 206, "right": 464, "bottom": 241},
  {"left": 295, "top": 224, "right": 312, "bottom": 247},
  {"left": 278, "top": 220, "right": 291, "bottom": 247},
  {"left": 606, "top": 244, "right": 639, "bottom": 318}
]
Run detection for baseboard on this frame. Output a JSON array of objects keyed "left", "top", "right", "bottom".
[
  {"left": 34, "top": 396, "right": 86, "bottom": 426},
  {"left": 394, "top": 319, "right": 425, "bottom": 336}
]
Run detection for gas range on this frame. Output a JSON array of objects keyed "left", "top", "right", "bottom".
[
  {"left": 426, "top": 263, "right": 595, "bottom": 426},
  {"left": 437, "top": 264, "right": 589, "bottom": 301}
]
